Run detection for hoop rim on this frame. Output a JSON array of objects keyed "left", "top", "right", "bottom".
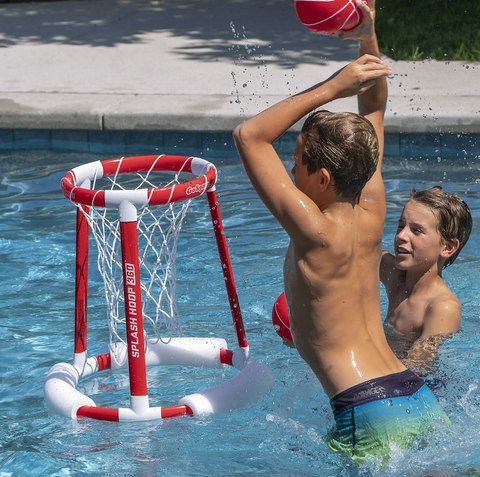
[{"left": 61, "top": 155, "right": 217, "bottom": 208}]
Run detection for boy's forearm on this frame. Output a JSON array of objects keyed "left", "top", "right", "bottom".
[
  {"left": 358, "top": 33, "right": 387, "bottom": 117},
  {"left": 359, "top": 32, "right": 381, "bottom": 58},
  {"left": 235, "top": 80, "right": 335, "bottom": 147}
]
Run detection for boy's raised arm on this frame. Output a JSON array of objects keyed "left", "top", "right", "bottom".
[
  {"left": 233, "top": 55, "right": 391, "bottom": 243},
  {"left": 337, "top": 0, "right": 388, "bottom": 211}
]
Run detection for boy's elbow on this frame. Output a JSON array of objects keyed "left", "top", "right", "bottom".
[
  {"left": 232, "top": 124, "right": 242, "bottom": 147},
  {"left": 233, "top": 122, "right": 250, "bottom": 150}
]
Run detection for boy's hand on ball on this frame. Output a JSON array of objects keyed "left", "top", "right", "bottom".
[
  {"left": 329, "top": 54, "right": 391, "bottom": 98},
  {"left": 335, "top": 0, "right": 375, "bottom": 41}
]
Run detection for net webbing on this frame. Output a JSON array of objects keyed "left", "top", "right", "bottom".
[{"left": 80, "top": 168, "right": 192, "bottom": 367}]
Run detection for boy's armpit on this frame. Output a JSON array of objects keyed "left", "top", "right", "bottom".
[{"left": 379, "top": 250, "right": 396, "bottom": 287}]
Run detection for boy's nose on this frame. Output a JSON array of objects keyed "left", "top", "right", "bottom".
[{"left": 396, "top": 227, "right": 408, "bottom": 240}]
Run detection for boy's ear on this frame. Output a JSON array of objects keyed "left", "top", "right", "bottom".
[
  {"left": 440, "top": 238, "right": 460, "bottom": 259},
  {"left": 318, "top": 168, "right": 333, "bottom": 192}
]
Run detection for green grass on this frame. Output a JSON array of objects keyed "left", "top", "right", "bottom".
[{"left": 375, "top": 0, "right": 480, "bottom": 61}]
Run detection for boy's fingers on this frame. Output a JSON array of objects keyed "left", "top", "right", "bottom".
[
  {"left": 363, "top": 63, "right": 391, "bottom": 73},
  {"left": 369, "top": 68, "right": 392, "bottom": 79},
  {"left": 358, "top": 0, "right": 375, "bottom": 14},
  {"left": 355, "top": 0, "right": 371, "bottom": 14},
  {"left": 359, "top": 54, "right": 383, "bottom": 64}
]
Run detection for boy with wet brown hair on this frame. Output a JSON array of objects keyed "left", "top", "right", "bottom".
[
  {"left": 234, "top": 0, "right": 448, "bottom": 461},
  {"left": 381, "top": 186, "right": 472, "bottom": 365}
]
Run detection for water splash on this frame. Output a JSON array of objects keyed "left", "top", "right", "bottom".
[{"left": 228, "top": 21, "right": 276, "bottom": 112}]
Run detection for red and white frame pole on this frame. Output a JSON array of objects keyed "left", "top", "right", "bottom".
[
  {"left": 119, "top": 200, "right": 149, "bottom": 415},
  {"left": 74, "top": 205, "right": 89, "bottom": 369},
  {"left": 207, "top": 190, "right": 248, "bottom": 349}
]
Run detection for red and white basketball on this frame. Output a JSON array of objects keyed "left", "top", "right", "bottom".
[
  {"left": 295, "top": 0, "right": 365, "bottom": 36},
  {"left": 272, "top": 292, "right": 293, "bottom": 344}
]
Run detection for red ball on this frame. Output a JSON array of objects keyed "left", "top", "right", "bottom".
[
  {"left": 295, "top": 0, "right": 364, "bottom": 35},
  {"left": 272, "top": 292, "right": 293, "bottom": 343}
]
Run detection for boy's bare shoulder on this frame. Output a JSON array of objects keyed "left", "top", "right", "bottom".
[
  {"left": 428, "top": 288, "right": 461, "bottom": 315},
  {"left": 422, "top": 288, "right": 461, "bottom": 337}
]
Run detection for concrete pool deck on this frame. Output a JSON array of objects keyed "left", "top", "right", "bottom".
[{"left": 0, "top": 0, "right": 479, "bottom": 155}]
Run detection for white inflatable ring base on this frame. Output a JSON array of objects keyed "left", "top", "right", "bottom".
[{"left": 44, "top": 338, "right": 274, "bottom": 421}]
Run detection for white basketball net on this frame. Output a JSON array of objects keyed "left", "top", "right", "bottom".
[{"left": 79, "top": 169, "right": 192, "bottom": 365}]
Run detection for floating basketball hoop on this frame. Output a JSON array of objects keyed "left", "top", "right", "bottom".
[{"left": 44, "top": 155, "right": 274, "bottom": 421}]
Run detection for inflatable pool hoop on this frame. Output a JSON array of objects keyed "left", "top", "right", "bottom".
[
  {"left": 45, "top": 338, "right": 274, "bottom": 421},
  {"left": 45, "top": 155, "right": 274, "bottom": 421}
]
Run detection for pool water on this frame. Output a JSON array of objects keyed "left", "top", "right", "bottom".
[{"left": 1, "top": 149, "right": 480, "bottom": 476}]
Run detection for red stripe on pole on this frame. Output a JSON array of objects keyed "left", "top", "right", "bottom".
[
  {"left": 161, "top": 405, "right": 193, "bottom": 418},
  {"left": 77, "top": 406, "right": 119, "bottom": 421},
  {"left": 74, "top": 206, "right": 89, "bottom": 354},
  {"left": 120, "top": 221, "right": 148, "bottom": 397},
  {"left": 95, "top": 353, "right": 111, "bottom": 371},
  {"left": 219, "top": 349, "right": 234, "bottom": 366},
  {"left": 207, "top": 190, "right": 248, "bottom": 348}
]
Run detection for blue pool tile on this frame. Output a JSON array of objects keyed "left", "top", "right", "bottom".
[
  {"left": 400, "top": 134, "right": 441, "bottom": 159},
  {"left": 202, "top": 132, "right": 236, "bottom": 158},
  {"left": 125, "top": 131, "right": 164, "bottom": 155},
  {"left": 275, "top": 132, "right": 298, "bottom": 155},
  {"left": 51, "top": 130, "right": 89, "bottom": 152},
  {"left": 441, "top": 134, "right": 480, "bottom": 158},
  {"left": 164, "top": 131, "right": 202, "bottom": 156},
  {"left": 88, "top": 131, "right": 126, "bottom": 155},
  {"left": 13, "top": 130, "right": 51, "bottom": 150},
  {"left": 0, "top": 130, "right": 14, "bottom": 150},
  {"left": 384, "top": 134, "right": 400, "bottom": 157}
]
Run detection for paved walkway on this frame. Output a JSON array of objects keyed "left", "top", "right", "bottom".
[{"left": 0, "top": 0, "right": 479, "bottom": 134}]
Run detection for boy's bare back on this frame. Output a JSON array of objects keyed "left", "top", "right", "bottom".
[{"left": 283, "top": 141, "right": 404, "bottom": 398}]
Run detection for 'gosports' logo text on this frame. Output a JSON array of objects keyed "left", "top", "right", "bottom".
[
  {"left": 186, "top": 183, "right": 207, "bottom": 196},
  {"left": 125, "top": 263, "right": 140, "bottom": 358}
]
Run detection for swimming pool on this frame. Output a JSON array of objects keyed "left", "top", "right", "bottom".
[{"left": 0, "top": 148, "right": 479, "bottom": 476}]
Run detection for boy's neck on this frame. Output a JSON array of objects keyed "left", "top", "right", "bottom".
[
  {"left": 405, "top": 265, "right": 444, "bottom": 295},
  {"left": 316, "top": 189, "right": 356, "bottom": 214}
]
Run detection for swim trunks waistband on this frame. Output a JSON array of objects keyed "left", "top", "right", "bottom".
[{"left": 330, "top": 369, "right": 424, "bottom": 416}]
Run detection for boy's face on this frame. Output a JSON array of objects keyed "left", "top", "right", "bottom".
[{"left": 394, "top": 200, "right": 445, "bottom": 271}]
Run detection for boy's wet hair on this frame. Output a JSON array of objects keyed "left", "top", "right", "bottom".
[
  {"left": 300, "top": 110, "right": 379, "bottom": 201},
  {"left": 410, "top": 186, "right": 472, "bottom": 269}
]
